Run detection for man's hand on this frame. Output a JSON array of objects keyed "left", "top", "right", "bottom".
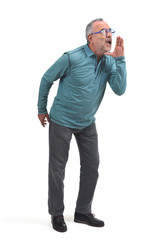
[
  {"left": 105, "top": 36, "right": 124, "bottom": 58},
  {"left": 38, "top": 113, "right": 50, "bottom": 127}
]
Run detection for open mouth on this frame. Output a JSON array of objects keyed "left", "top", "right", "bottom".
[{"left": 106, "top": 39, "right": 112, "bottom": 45}]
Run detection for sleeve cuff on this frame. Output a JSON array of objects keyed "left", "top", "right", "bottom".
[{"left": 114, "top": 56, "right": 125, "bottom": 60}]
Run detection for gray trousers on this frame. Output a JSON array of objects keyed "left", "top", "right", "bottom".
[{"left": 48, "top": 121, "right": 99, "bottom": 216}]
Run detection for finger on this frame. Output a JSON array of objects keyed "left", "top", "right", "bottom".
[
  {"left": 120, "top": 37, "right": 123, "bottom": 43},
  {"left": 41, "top": 119, "right": 45, "bottom": 126},
  {"left": 116, "top": 37, "right": 118, "bottom": 46},
  {"left": 43, "top": 119, "right": 48, "bottom": 127},
  {"left": 41, "top": 121, "right": 45, "bottom": 127},
  {"left": 119, "top": 38, "right": 123, "bottom": 46},
  {"left": 104, "top": 51, "right": 112, "bottom": 56},
  {"left": 41, "top": 118, "right": 45, "bottom": 127},
  {"left": 46, "top": 114, "right": 50, "bottom": 123},
  {"left": 38, "top": 116, "right": 44, "bottom": 126},
  {"left": 116, "top": 36, "right": 120, "bottom": 46},
  {"left": 120, "top": 37, "right": 124, "bottom": 47},
  {"left": 42, "top": 115, "right": 49, "bottom": 127}
]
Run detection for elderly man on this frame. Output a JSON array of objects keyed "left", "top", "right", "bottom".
[{"left": 37, "top": 18, "right": 127, "bottom": 232}]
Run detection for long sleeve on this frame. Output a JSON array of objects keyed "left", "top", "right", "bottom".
[
  {"left": 37, "top": 53, "right": 70, "bottom": 114},
  {"left": 108, "top": 56, "right": 127, "bottom": 96}
]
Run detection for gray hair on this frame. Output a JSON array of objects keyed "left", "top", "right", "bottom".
[{"left": 85, "top": 18, "right": 104, "bottom": 42}]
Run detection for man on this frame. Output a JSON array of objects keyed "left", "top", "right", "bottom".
[{"left": 37, "top": 18, "right": 127, "bottom": 232}]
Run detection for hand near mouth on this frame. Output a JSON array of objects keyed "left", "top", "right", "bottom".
[{"left": 105, "top": 36, "right": 124, "bottom": 57}]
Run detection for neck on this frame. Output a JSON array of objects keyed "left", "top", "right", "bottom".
[{"left": 88, "top": 43, "right": 104, "bottom": 62}]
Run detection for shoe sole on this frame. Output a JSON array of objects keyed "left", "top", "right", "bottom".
[
  {"left": 52, "top": 226, "right": 67, "bottom": 232},
  {"left": 74, "top": 219, "right": 104, "bottom": 227}
]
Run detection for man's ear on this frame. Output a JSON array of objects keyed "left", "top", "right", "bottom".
[{"left": 87, "top": 34, "right": 93, "bottom": 44}]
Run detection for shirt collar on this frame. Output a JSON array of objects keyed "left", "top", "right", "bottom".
[
  {"left": 84, "top": 44, "right": 105, "bottom": 62},
  {"left": 84, "top": 44, "right": 96, "bottom": 57}
]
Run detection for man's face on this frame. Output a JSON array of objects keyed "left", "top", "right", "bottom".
[{"left": 89, "top": 21, "right": 112, "bottom": 55}]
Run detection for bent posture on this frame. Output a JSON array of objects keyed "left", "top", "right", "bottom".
[{"left": 37, "top": 18, "right": 127, "bottom": 232}]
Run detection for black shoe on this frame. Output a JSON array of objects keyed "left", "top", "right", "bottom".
[
  {"left": 51, "top": 215, "right": 67, "bottom": 232},
  {"left": 74, "top": 212, "right": 104, "bottom": 227}
]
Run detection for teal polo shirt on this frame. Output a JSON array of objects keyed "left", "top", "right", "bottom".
[{"left": 38, "top": 44, "right": 127, "bottom": 129}]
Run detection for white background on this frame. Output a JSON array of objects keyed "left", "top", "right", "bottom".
[{"left": 1, "top": 0, "right": 160, "bottom": 239}]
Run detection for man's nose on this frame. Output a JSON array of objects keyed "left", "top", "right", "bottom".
[{"left": 107, "top": 32, "right": 112, "bottom": 37}]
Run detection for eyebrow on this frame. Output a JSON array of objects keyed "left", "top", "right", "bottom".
[{"left": 101, "top": 28, "right": 111, "bottom": 31}]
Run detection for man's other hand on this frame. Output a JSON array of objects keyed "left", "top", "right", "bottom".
[{"left": 38, "top": 113, "right": 50, "bottom": 127}]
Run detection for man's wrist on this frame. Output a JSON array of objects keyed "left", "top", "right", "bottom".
[{"left": 115, "top": 55, "right": 125, "bottom": 60}]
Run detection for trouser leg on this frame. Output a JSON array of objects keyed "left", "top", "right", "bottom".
[
  {"left": 74, "top": 123, "right": 100, "bottom": 214},
  {"left": 48, "top": 121, "right": 72, "bottom": 216}
]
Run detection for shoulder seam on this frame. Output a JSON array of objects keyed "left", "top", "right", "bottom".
[
  {"left": 65, "top": 45, "right": 85, "bottom": 56},
  {"left": 64, "top": 53, "right": 71, "bottom": 76}
]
